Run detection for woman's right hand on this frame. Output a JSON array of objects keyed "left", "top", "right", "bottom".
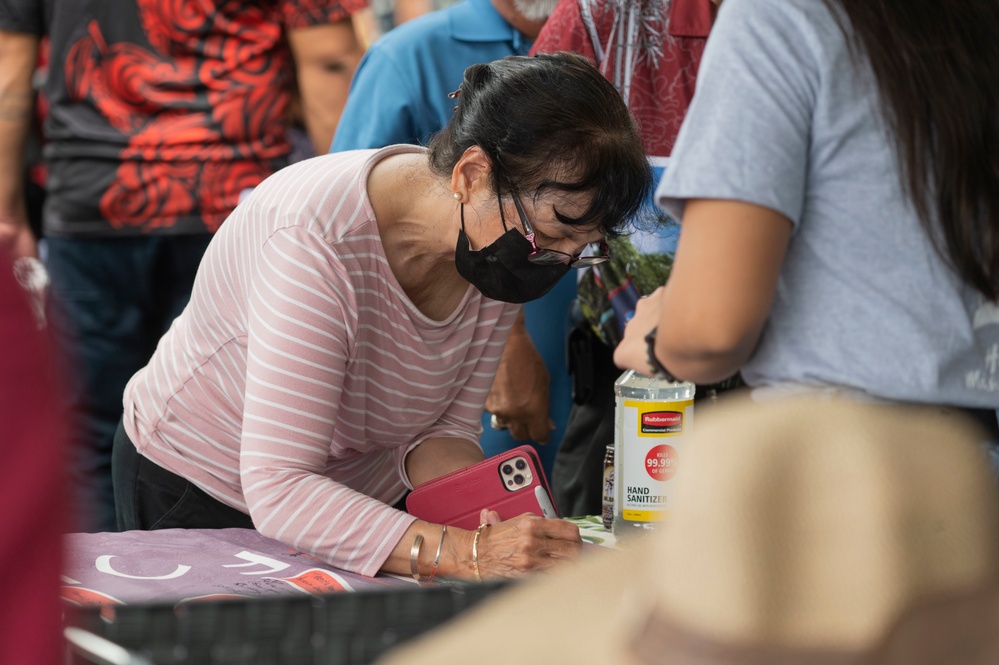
[
  {"left": 387, "top": 511, "right": 583, "bottom": 581},
  {"left": 459, "top": 509, "right": 582, "bottom": 580}
]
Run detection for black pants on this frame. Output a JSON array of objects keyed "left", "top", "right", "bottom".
[
  {"left": 47, "top": 234, "right": 214, "bottom": 533},
  {"left": 112, "top": 420, "right": 254, "bottom": 531}
]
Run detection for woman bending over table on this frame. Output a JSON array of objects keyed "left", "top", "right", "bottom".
[
  {"left": 113, "top": 52, "right": 652, "bottom": 580},
  {"left": 615, "top": 0, "right": 999, "bottom": 438}
]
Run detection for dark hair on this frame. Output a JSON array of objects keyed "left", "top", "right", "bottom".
[
  {"left": 824, "top": 0, "right": 999, "bottom": 300},
  {"left": 427, "top": 52, "right": 652, "bottom": 238}
]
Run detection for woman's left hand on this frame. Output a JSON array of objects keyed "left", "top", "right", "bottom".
[
  {"left": 485, "top": 315, "right": 554, "bottom": 443},
  {"left": 613, "top": 287, "right": 664, "bottom": 374}
]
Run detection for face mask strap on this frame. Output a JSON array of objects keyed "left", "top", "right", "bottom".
[{"left": 460, "top": 196, "right": 511, "bottom": 242}]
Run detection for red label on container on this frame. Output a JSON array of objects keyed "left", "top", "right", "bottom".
[
  {"left": 645, "top": 444, "right": 678, "bottom": 481},
  {"left": 641, "top": 411, "right": 683, "bottom": 434}
]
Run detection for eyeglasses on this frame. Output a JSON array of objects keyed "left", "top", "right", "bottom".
[{"left": 511, "top": 194, "right": 610, "bottom": 268}]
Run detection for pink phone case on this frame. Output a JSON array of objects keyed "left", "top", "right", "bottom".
[{"left": 406, "top": 445, "right": 559, "bottom": 530}]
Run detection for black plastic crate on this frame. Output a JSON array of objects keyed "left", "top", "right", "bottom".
[{"left": 65, "top": 580, "right": 510, "bottom": 665}]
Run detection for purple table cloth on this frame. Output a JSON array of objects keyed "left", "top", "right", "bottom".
[
  {"left": 62, "top": 517, "right": 615, "bottom": 608},
  {"left": 62, "top": 528, "right": 417, "bottom": 608}
]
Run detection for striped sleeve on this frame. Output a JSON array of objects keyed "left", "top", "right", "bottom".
[{"left": 239, "top": 224, "right": 415, "bottom": 576}]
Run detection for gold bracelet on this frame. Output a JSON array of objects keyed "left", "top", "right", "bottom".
[
  {"left": 428, "top": 525, "right": 447, "bottom": 582},
  {"left": 410, "top": 534, "right": 424, "bottom": 582},
  {"left": 472, "top": 523, "right": 489, "bottom": 582}
]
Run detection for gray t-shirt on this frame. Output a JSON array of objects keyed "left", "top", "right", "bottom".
[{"left": 658, "top": 0, "right": 999, "bottom": 408}]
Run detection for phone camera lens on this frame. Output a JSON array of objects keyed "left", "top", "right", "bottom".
[
  {"left": 513, "top": 474, "right": 525, "bottom": 485},
  {"left": 515, "top": 459, "right": 527, "bottom": 471},
  {"left": 502, "top": 464, "right": 514, "bottom": 475}
]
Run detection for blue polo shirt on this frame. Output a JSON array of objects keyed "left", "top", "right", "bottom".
[
  {"left": 332, "top": 0, "right": 531, "bottom": 150},
  {"left": 330, "top": 0, "right": 575, "bottom": 475}
]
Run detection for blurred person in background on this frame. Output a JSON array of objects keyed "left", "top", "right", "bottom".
[
  {"left": 0, "top": 251, "right": 66, "bottom": 665},
  {"left": 615, "top": 0, "right": 999, "bottom": 440},
  {"left": 530, "top": 0, "right": 740, "bottom": 517},
  {"left": 0, "top": 0, "right": 367, "bottom": 533}
]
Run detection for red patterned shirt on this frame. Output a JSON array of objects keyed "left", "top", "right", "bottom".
[
  {"left": 529, "top": 0, "right": 715, "bottom": 347},
  {"left": 529, "top": 0, "right": 712, "bottom": 156},
  {"left": 0, "top": 0, "right": 366, "bottom": 236}
]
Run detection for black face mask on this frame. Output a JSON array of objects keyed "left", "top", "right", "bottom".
[{"left": 454, "top": 204, "right": 570, "bottom": 304}]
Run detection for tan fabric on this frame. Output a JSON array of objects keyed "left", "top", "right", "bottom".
[
  {"left": 377, "top": 542, "right": 653, "bottom": 665},
  {"left": 630, "top": 611, "right": 869, "bottom": 665},
  {"left": 377, "top": 395, "right": 999, "bottom": 664},
  {"left": 871, "top": 585, "right": 999, "bottom": 665},
  {"left": 629, "top": 586, "right": 999, "bottom": 665},
  {"left": 649, "top": 397, "right": 999, "bottom": 649}
]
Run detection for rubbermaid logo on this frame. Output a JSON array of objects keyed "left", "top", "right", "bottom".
[{"left": 641, "top": 411, "right": 683, "bottom": 434}]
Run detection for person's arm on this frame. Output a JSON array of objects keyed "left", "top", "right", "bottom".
[
  {"left": 391, "top": 301, "right": 582, "bottom": 577},
  {"left": 404, "top": 436, "right": 485, "bottom": 486},
  {"left": 485, "top": 310, "right": 554, "bottom": 443},
  {"left": 614, "top": 199, "right": 792, "bottom": 384},
  {"left": 380, "top": 508, "right": 581, "bottom": 581},
  {"left": 0, "top": 29, "right": 39, "bottom": 262},
  {"left": 390, "top": 437, "right": 580, "bottom": 580},
  {"left": 286, "top": 19, "right": 365, "bottom": 155},
  {"left": 236, "top": 223, "right": 577, "bottom": 580},
  {"left": 238, "top": 225, "right": 423, "bottom": 578}
]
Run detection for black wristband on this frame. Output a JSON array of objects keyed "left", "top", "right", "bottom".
[{"left": 644, "top": 326, "right": 678, "bottom": 382}]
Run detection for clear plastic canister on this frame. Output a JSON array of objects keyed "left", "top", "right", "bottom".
[{"left": 612, "top": 370, "right": 695, "bottom": 537}]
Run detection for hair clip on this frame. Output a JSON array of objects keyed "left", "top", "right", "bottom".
[{"left": 447, "top": 87, "right": 461, "bottom": 99}]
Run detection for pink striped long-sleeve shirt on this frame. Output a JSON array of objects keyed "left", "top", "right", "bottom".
[{"left": 122, "top": 146, "right": 520, "bottom": 576}]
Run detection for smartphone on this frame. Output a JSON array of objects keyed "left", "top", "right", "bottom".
[{"left": 406, "top": 445, "right": 559, "bottom": 530}]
